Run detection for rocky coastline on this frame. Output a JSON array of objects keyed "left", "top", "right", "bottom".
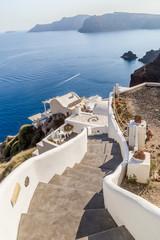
[
  {"left": 139, "top": 49, "right": 160, "bottom": 64},
  {"left": 130, "top": 54, "right": 160, "bottom": 87}
]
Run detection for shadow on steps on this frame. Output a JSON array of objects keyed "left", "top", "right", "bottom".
[
  {"left": 75, "top": 209, "right": 117, "bottom": 239},
  {"left": 84, "top": 191, "right": 104, "bottom": 210},
  {"left": 99, "top": 155, "right": 123, "bottom": 175}
]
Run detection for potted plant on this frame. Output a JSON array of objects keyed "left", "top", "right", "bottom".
[
  {"left": 133, "top": 150, "right": 146, "bottom": 162},
  {"left": 64, "top": 124, "right": 73, "bottom": 132},
  {"left": 134, "top": 115, "right": 142, "bottom": 124}
]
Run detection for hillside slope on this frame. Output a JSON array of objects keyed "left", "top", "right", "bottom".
[
  {"left": 29, "top": 15, "right": 90, "bottom": 32},
  {"left": 79, "top": 12, "right": 160, "bottom": 33}
]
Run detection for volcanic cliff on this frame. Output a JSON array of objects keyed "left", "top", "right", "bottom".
[{"left": 130, "top": 54, "right": 160, "bottom": 87}]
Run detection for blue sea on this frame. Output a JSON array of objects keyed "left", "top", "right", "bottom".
[{"left": 0, "top": 29, "right": 160, "bottom": 142}]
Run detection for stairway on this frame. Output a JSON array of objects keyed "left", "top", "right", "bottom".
[{"left": 17, "top": 134, "right": 134, "bottom": 240}]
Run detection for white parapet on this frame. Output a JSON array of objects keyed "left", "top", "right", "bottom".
[
  {"left": 128, "top": 120, "right": 146, "bottom": 150},
  {"left": 0, "top": 128, "right": 88, "bottom": 240},
  {"left": 75, "top": 105, "right": 81, "bottom": 115},
  {"left": 104, "top": 92, "right": 160, "bottom": 240},
  {"left": 127, "top": 151, "right": 150, "bottom": 184}
]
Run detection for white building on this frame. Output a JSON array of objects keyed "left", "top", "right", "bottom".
[
  {"left": 47, "top": 92, "right": 81, "bottom": 116},
  {"left": 29, "top": 92, "right": 82, "bottom": 127}
]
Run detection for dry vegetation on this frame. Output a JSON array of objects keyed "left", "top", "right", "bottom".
[
  {"left": 121, "top": 177, "right": 160, "bottom": 208},
  {"left": 119, "top": 86, "right": 160, "bottom": 207},
  {"left": 0, "top": 113, "right": 65, "bottom": 181},
  {"left": 112, "top": 96, "right": 133, "bottom": 135},
  {"left": 0, "top": 147, "right": 36, "bottom": 182}
]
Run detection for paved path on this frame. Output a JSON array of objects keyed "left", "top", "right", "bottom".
[{"left": 17, "top": 134, "right": 134, "bottom": 240}]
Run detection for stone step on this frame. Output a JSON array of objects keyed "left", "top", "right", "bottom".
[
  {"left": 88, "top": 134, "right": 112, "bottom": 141},
  {"left": 82, "top": 153, "right": 107, "bottom": 163},
  {"left": 17, "top": 209, "right": 117, "bottom": 240},
  {"left": 87, "top": 139, "right": 111, "bottom": 144},
  {"left": 28, "top": 182, "right": 99, "bottom": 213},
  {"left": 78, "top": 225, "right": 135, "bottom": 240},
  {"left": 49, "top": 174, "right": 102, "bottom": 193},
  {"left": 82, "top": 154, "right": 122, "bottom": 171},
  {"left": 88, "top": 139, "right": 108, "bottom": 144},
  {"left": 88, "top": 135, "right": 116, "bottom": 144},
  {"left": 62, "top": 167, "right": 102, "bottom": 181},
  {"left": 74, "top": 163, "right": 105, "bottom": 177},
  {"left": 64, "top": 165, "right": 104, "bottom": 177},
  {"left": 87, "top": 144, "right": 107, "bottom": 154},
  {"left": 76, "top": 209, "right": 117, "bottom": 239},
  {"left": 62, "top": 167, "right": 103, "bottom": 186},
  {"left": 87, "top": 139, "right": 112, "bottom": 146},
  {"left": 87, "top": 143, "right": 121, "bottom": 156},
  {"left": 88, "top": 139, "right": 116, "bottom": 145},
  {"left": 84, "top": 192, "right": 105, "bottom": 210}
]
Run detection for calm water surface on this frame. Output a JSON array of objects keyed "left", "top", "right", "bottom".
[{"left": 0, "top": 29, "right": 160, "bottom": 141}]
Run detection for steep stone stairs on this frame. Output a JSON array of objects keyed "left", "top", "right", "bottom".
[{"left": 17, "top": 134, "right": 134, "bottom": 240}]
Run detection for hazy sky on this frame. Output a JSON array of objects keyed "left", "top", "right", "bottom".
[{"left": 0, "top": 0, "right": 160, "bottom": 32}]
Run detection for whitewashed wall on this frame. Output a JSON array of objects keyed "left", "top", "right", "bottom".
[
  {"left": 103, "top": 92, "right": 160, "bottom": 240},
  {"left": 119, "top": 82, "right": 160, "bottom": 95},
  {"left": 0, "top": 128, "right": 87, "bottom": 240}
]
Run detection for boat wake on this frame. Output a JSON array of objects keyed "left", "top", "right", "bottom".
[
  {"left": 7, "top": 51, "right": 42, "bottom": 60},
  {"left": 56, "top": 73, "right": 80, "bottom": 87}
]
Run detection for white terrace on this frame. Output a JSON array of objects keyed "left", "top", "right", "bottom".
[{"left": 32, "top": 94, "right": 109, "bottom": 156}]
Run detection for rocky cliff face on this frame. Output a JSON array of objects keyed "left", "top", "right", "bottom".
[
  {"left": 130, "top": 54, "right": 160, "bottom": 87},
  {"left": 29, "top": 15, "right": 90, "bottom": 32},
  {"left": 139, "top": 49, "right": 160, "bottom": 64},
  {"left": 79, "top": 12, "right": 160, "bottom": 33}
]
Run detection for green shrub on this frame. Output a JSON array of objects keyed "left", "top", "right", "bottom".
[
  {"left": 3, "top": 136, "right": 19, "bottom": 159},
  {"left": 147, "top": 178, "right": 153, "bottom": 189},
  {"left": 122, "top": 111, "right": 133, "bottom": 119},
  {"left": 3, "top": 125, "right": 44, "bottom": 160},
  {"left": 128, "top": 174, "right": 137, "bottom": 184},
  {"left": 150, "top": 159, "right": 156, "bottom": 173},
  {"left": 3, "top": 144, "right": 11, "bottom": 159},
  {"left": 31, "top": 129, "right": 44, "bottom": 146},
  {"left": 53, "top": 118, "right": 65, "bottom": 129},
  {"left": 10, "top": 141, "right": 19, "bottom": 156},
  {"left": 18, "top": 125, "right": 35, "bottom": 150}
]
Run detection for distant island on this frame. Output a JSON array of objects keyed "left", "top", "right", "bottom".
[
  {"left": 29, "top": 15, "right": 90, "bottom": 32},
  {"left": 79, "top": 12, "right": 160, "bottom": 33},
  {"left": 5, "top": 31, "right": 17, "bottom": 34},
  {"left": 121, "top": 51, "right": 137, "bottom": 61},
  {"left": 29, "top": 12, "right": 160, "bottom": 33}
]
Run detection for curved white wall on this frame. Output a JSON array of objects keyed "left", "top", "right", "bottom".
[
  {"left": 0, "top": 128, "right": 87, "bottom": 240},
  {"left": 104, "top": 92, "right": 160, "bottom": 240}
]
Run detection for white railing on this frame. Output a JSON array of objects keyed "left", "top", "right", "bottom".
[
  {"left": 0, "top": 128, "right": 87, "bottom": 240},
  {"left": 118, "top": 82, "right": 160, "bottom": 95},
  {"left": 103, "top": 92, "right": 160, "bottom": 240}
]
